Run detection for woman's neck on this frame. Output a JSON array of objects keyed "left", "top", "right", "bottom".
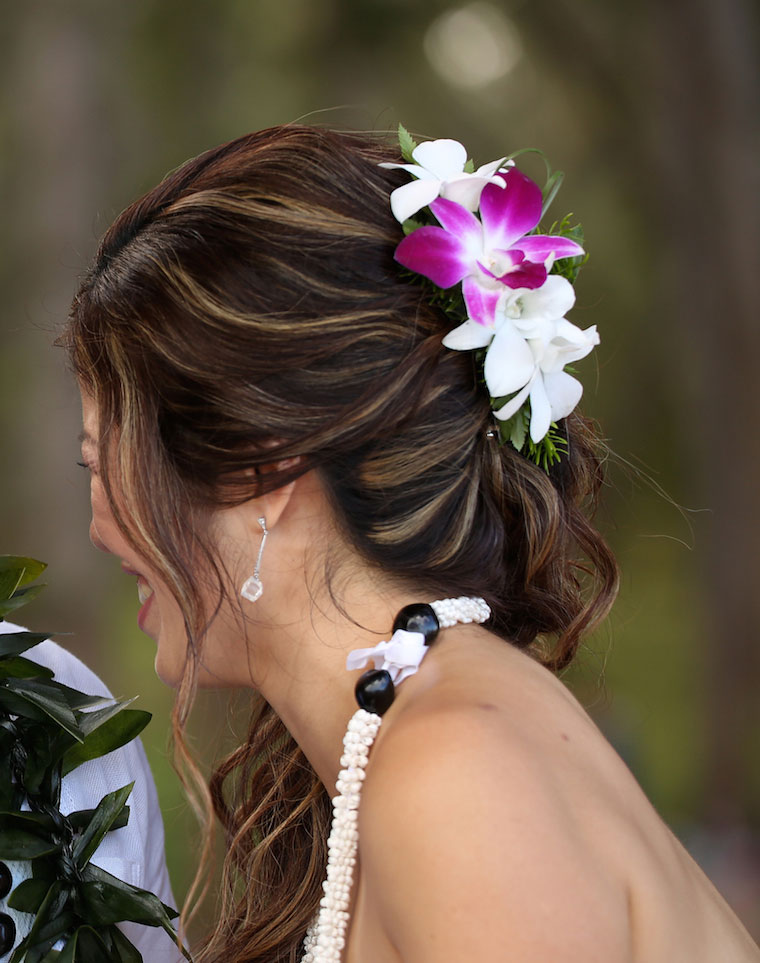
[{"left": 252, "top": 574, "right": 421, "bottom": 790}]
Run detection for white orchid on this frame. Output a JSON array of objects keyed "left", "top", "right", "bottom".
[
  {"left": 442, "top": 275, "right": 598, "bottom": 442},
  {"left": 380, "top": 138, "right": 510, "bottom": 223},
  {"left": 382, "top": 127, "right": 598, "bottom": 465}
]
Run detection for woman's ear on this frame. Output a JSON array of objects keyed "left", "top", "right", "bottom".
[
  {"left": 255, "top": 476, "right": 297, "bottom": 531},
  {"left": 240, "top": 454, "right": 302, "bottom": 532}
]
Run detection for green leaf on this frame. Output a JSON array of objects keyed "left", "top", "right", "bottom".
[
  {"left": 0, "top": 809, "right": 56, "bottom": 833},
  {"left": 4, "top": 678, "right": 82, "bottom": 739},
  {"left": 73, "top": 783, "right": 134, "bottom": 870},
  {"left": 0, "top": 584, "right": 46, "bottom": 618},
  {"left": 83, "top": 862, "right": 179, "bottom": 925},
  {"left": 401, "top": 216, "right": 424, "bottom": 236},
  {"left": 0, "top": 827, "right": 60, "bottom": 859},
  {"left": 463, "top": 158, "right": 475, "bottom": 173},
  {"left": 0, "top": 756, "right": 20, "bottom": 810},
  {"left": 37, "top": 950, "right": 62, "bottom": 963},
  {"left": 56, "top": 683, "right": 110, "bottom": 712},
  {"left": 67, "top": 805, "right": 130, "bottom": 834},
  {"left": 0, "top": 555, "right": 47, "bottom": 587},
  {"left": 9, "top": 881, "right": 73, "bottom": 963},
  {"left": 78, "top": 700, "right": 139, "bottom": 738},
  {"left": 63, "top": 708, "right": 151, "bottom": 776},
  {"left": 541, "top": 169, "right": 564, "bottom": 219},
  {"left": 0, "top": 557, "right": 47, "bottom": 602},
  {"left": 23, "top": 726, "right": 72, "bottom": 795},
  {"left": 0, "top": 687, "right": 51, "bottom": 722},
  {"left": 57, "top": 926, "right": 113, "bottom": 963},
  {"left": 8, "top": 876, "right": 52, "bottom": 914},
  {"left": 0, "top": 656, "right": 54, "bottom": 680},
  {"left": 109, "top": 925, "right": 144, "bottom": 963},
  {"left": 398, "top": 123, "right": 417, "bottom": 163},
  {"left": 0, "top": 631, "right": 51, "bottom": 657},
  {"left": 78, "top": 878, "right": 163, "bottom": 927}
]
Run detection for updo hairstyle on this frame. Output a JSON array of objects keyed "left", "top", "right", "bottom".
[{"left": 63, "top": 125, "right": 618, "bottom": 962}]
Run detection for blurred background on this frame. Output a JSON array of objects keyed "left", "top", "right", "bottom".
[{"left": 1, "top": 0, "right": 758, "bottom": 943}]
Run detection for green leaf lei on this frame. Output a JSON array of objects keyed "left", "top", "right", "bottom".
[{"left": 0, "top": 556, "right": 187, "bottom": 962}]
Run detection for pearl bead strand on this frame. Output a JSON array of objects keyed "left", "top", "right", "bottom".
[
  {"left": 430, "top": 595, "right": 491, "bottom": 629},
  {"left": 301, "top": 709, "right": 381, "bottom": 962},
  {"left": 301, "top": 596, "right": 490, "bottom": 962}
]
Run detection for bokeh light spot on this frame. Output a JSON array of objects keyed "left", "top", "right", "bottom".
[{"left": 424, "top": 2, "right": 523, "bottom": 90}]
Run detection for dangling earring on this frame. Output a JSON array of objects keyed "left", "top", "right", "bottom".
[{"left": 240, "top": 516, "right": 268, "bottom": 602}]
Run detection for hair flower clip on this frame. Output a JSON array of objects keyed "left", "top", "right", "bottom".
[{"left": 383, "top": 124, "right": 598, "bottom": 470}]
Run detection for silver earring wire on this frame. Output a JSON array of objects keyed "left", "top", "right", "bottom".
[{"left": 240, "top": 516, "right": 268, "bottom": 603}]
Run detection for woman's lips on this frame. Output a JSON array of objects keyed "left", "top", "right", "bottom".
[
  {"left": 120, "top": 562, "right": 156, "bottom": 631},
  {"left": 137, "top": 584, "right": 155, "bottom": 631}
]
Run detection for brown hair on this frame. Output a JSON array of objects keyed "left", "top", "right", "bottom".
[{"left": 62, "top": 125, "right": 618, "bottom": 961}]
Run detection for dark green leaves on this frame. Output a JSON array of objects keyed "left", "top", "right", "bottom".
[
  {"left": 0, "top": 557, "right": 47, "bottom": 622},
  {"left": 10, "top": 882, "right": 74, "bottom": 963},
  {"left": 0, "top": 556, "right": 185, "bottom": 960},
  {"left": 0, "top": 828, "right": 60, "bottom": 859},
  {"left": 0, "top": 557, "right": 47, "bottom": 604},
  {"left": 72, "top": 784, "right": 134, "bottom": 871},
  {"left": 0, "top": 633, "right": 52, "bottom": 659},
  {"left": 62, "top": 708, "right": 151, "bottom": 777},
  {"left": 3, "top": 679, "right": 81, "bottom": 739}
]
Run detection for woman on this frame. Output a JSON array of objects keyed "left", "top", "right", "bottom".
[{"left": 64, "top": 126, "right": 759, "bottom": 961}]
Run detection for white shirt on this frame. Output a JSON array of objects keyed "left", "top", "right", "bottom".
[{"left": 0, "top": 622, "right": 182, "bottom": 962}]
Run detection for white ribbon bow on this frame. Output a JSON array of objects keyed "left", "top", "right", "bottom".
[{"left": 345, "top": 629, "right": 428, "bottom": 685}]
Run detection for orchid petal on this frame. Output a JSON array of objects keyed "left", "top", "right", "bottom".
[
  {"left": 492, "top": 379, "right": 533, "bottom": 421},
  {"left": 474, "top": 157, "right": 508, "bottom": 177},
  {"left": 500, "top": 261, "right": 547, "bottom": 290},
  {"left": 411, "top": 139, "right": 467, "bottom": 179},
  {"left": 518, "top": 234, "right": 585, "bottom": 262},
  {"left": 463, "top": 276, "right": 501, "bottom": 327},
  {"left": 429, "top": 197, "right": 483, "bottom": 254},
  {"left": 379, "top": 162, "right": 434, "bottom": 179},
  {"left": 477, "top": 249, "right": 522, "bottom": 281},
  {"left": 483, "top": 323, "right": 537, "bottom": 397},
  {"left": 442, "top": 319, "right": 495, "bottom": 350},
  {"left": 479, "top": 168, "right": 542, "bottom": 251},
  {"left": 542, "top": 370, "right": 583, "bottom": 420},
  {"left": 509, "top": 275, "right": 575, "bottom": 321},
  {"left": 552, "top": 318, "right": 598, "bottom": 348},
  {"left": 394, "top": 226, "right": 470, "bottom": 288},
  {"left": 542, "top": 322, "right": 599, "bottom": 370},
  {"left": 528, "top": 377, "right": 552, "bottom": 442},
  {"left": 389, "top": 178, "right": 444, "bottom": 223},
  {"left": 441, "top": 175, "right": 496, "bottom": 212}
]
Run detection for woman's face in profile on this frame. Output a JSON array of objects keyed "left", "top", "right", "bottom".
[
  {"left": 79, "top": 393, "right": 194, "bottom": 685},
  {"left": 79, "top": 393, "right": 265, "bottom": 690}
]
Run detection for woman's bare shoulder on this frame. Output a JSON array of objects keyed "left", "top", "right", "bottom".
[
  {"left": 357, "top": 635, "right": 634, "bottom": 961},
  {"left": 356, "top": 631, "right": 760, "bottom": 962}
]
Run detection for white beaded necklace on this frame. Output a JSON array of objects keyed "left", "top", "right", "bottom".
[{"left": 301, "top": 596, "right": 491, "bottom": 962}]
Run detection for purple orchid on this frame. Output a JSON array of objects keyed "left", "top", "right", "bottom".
[{"left": 394, "top": 167, "right": 584, "bottom": 327}]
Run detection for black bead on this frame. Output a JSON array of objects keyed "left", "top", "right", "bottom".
[
  {"left": 0, "top": 862, "right": 10, "bottom": 900},
  {"left": 392, "top": 603, "right": 440, "bottom": 644},
  {"left": 0, "top": 913, "right": 15, "bottom": 954},
  {"left": 355, "top": 669, "right": 395, "bottom": 715}
]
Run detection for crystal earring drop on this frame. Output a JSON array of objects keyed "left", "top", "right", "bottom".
[{"left": 240, "top": 516, "right": 268, "bottom": 602}]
